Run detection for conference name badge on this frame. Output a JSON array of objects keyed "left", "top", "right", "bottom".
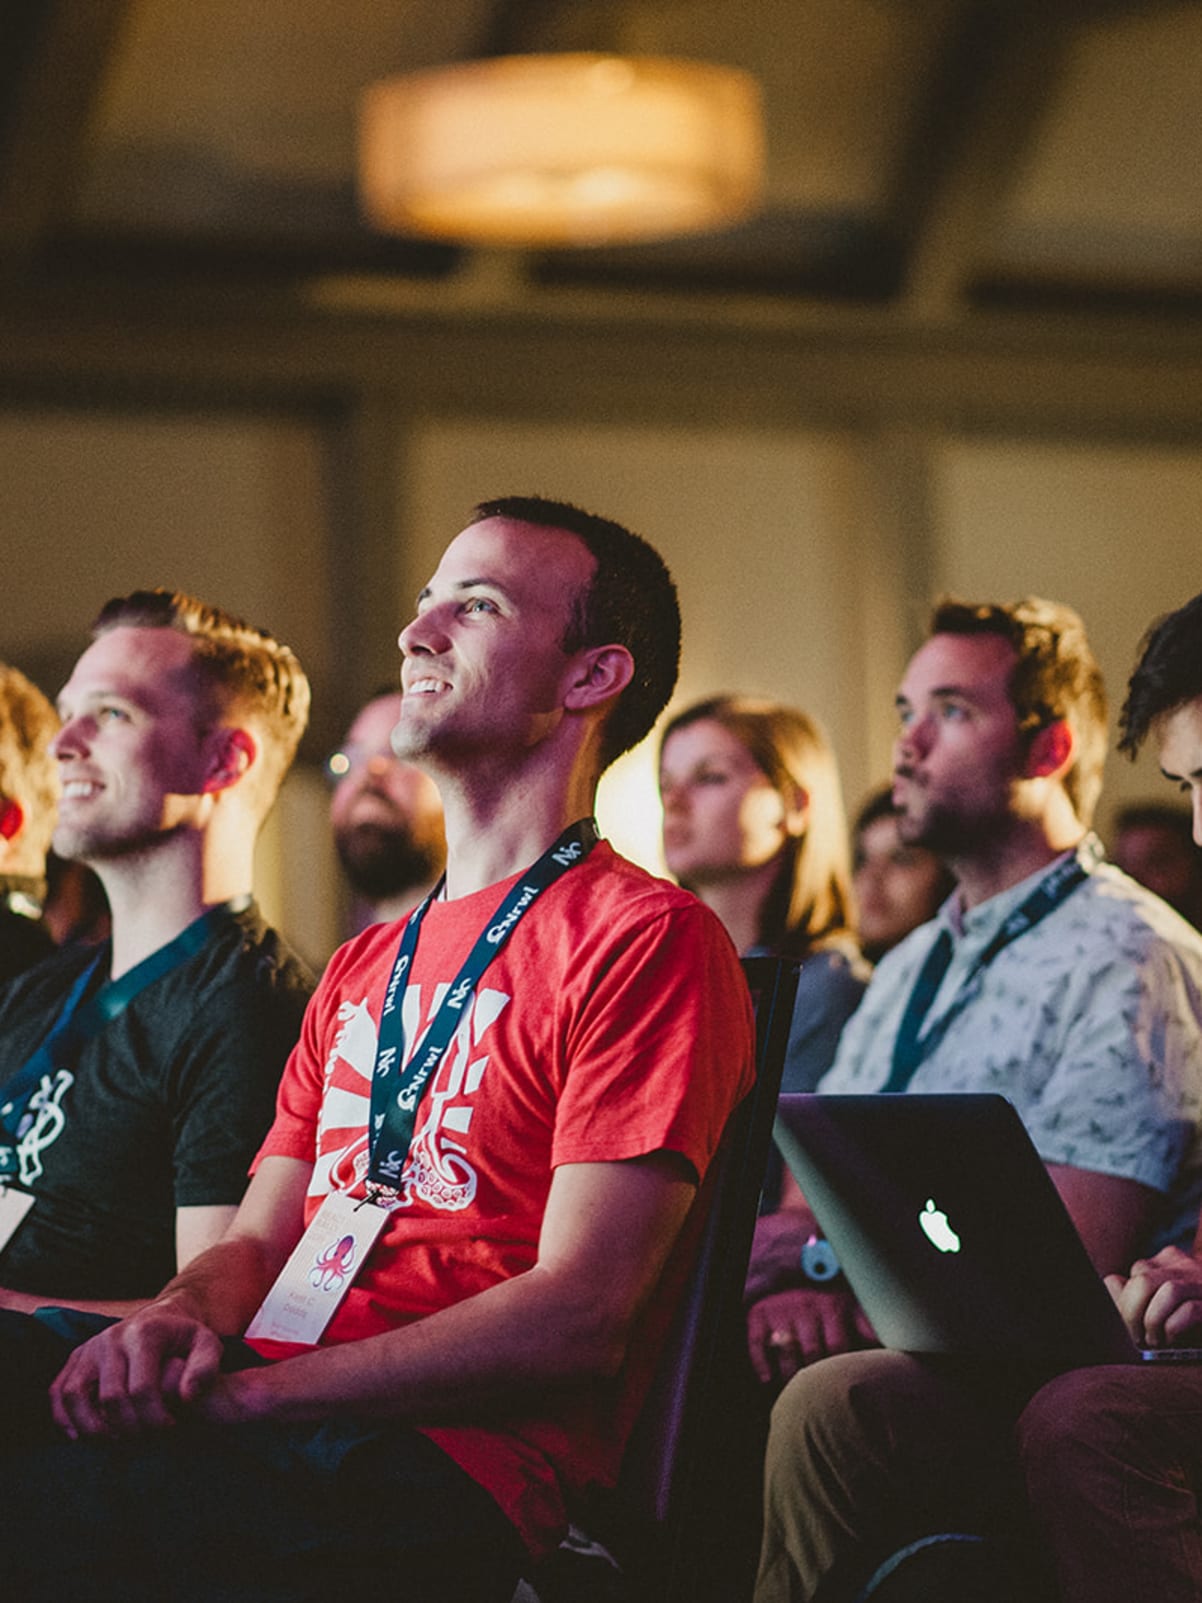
[
  {"left": 0, "top": 1185, "right": 35, "bottom": 1254},
  {"left": 244, "top": 1190, "right": 389, "bottom": 1346}
]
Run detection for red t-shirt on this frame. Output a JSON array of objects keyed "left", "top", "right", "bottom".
[{"left": 252, "top": 842, "right": 754, "bottom": 1554}]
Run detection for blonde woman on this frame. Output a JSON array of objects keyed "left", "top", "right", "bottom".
[{"left": 659, "top": 693, "right": 868, "bottom": 1115}]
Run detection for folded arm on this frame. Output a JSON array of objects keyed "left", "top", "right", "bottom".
[
  {"left": 0, "top": 1201, "right": 242, "bottom": 1319},
  {"left": 52, "top": 1150, "right": 697, "bottom": 1437}
]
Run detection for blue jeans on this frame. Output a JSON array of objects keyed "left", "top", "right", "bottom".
[{"left": 0, "top": 1308, "right": 527, "bottom": 1602}]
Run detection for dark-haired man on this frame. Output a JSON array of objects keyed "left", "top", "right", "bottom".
[
  {"left": 0, "top": 662, "right": 59, "bottom": 982},
  {"left": 327, "top": 688, "right": 445, "bottom": 934},
  {"left": 0, "top": 592, "right": 314, "bottom": 1315},
  {"left": 1112, "top": 800, "right": 1202, "bottom": 929},
  {"left": 0, "top": 498, "right": 754, "bottom": 1603},
  {"left": 752, "top": 595, "right": 1202, "bottom": 1603},
  {"left": 1011, "top": 588, "right": 1202, "bottom": 1603}
]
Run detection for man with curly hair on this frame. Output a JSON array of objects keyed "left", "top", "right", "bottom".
[{"left": 755, "top": 594, "right": 1202, "bottom": 1603}]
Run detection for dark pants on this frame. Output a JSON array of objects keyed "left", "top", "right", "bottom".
[{"left": 0, "top": 1309, "right": 528, "bottom": 1602}]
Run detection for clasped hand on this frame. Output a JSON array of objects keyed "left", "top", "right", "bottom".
[
  {"left": 1106, "top": 1244, "right": 1202, "bottom": 1349},
  {"left": 49, "top": 1302, "right": 233, "bottom": 1439},
  {"left": 744, "top": 1208, "right": 875, "bottom": 1384}
]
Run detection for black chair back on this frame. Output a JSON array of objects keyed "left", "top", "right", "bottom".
[{"left": 609, "top": 955, "right": 799, "bottom": 1600}]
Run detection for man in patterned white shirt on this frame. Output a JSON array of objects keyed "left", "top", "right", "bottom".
[{"left": 752, "top": 595, "right": 1202, "bottom": 1603}]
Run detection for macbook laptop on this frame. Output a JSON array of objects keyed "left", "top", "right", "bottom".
[{"left": 772, "top": 1092, "right": 1155, "bottom": 1371}]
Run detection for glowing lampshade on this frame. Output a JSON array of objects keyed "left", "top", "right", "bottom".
[{"left": 358, "top": 53, "right": 763, "bottom": 248}]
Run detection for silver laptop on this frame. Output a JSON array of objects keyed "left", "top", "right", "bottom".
[{"left": 773, "top": 1092, "right": 1145, "bottom": 1370}]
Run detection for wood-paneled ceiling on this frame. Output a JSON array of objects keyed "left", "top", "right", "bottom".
[
  {"left": 0, "top": 0, "right": 1198, "bottom": 458},
  {"left": 3, "top": 0, "right": 1200, "bottom": 312}
]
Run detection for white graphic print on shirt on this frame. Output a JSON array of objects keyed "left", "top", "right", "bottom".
[
  {"left": 311, "top": 981, "right": 510, "bottom": 1212},
  {"left": 15, "top": 1069, "right": 74, "bottom": 1185}
]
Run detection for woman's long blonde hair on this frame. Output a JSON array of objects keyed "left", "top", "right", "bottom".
[{"left": 660, "top": 694, "right": 855, "bottom": 959}]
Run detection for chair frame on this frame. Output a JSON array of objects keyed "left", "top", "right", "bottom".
[{"left": 554, "top": 955, "right": 799, "bottom": 1603}]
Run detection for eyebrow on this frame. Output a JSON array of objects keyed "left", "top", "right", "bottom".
[
  {"left": 56, "top": 685, "right": 146, "bottom": 717},
  {"left": 417, "top": 577, "right": 515, "bottom": 604},
  {"left": 895, "top": 684, "right": 981, "bottom": 707}
]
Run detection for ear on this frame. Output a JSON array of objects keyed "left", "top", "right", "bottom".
[
  {"left": 202, "top": 727, "right": 257, "bottom": 795},
  {"left": 0, "top": 797, "right": 23, "bottom": 841},
  {"left": 1026, "top": 718, "right": 1074, "bottom": 781},
  {"left": 562, "top": 645, "right": 636, "bottom": 714},
  {"left": 782, "top": 785, "right": 810, "bottom": 838}
]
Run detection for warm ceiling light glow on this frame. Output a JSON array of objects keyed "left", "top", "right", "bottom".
[{"left": 358, "top": 53, "right": 764, "bottom": 248}]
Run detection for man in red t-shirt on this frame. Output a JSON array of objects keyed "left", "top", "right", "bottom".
[{"left": 0, "top": 497, "right": 755, "bottom": 1603}]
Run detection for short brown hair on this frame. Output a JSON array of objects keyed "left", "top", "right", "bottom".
[
  {"left": 91, "top": 590, "right": 310, "bottom": 805},
  {"left": 930, "top": 596, "right": 1108, "bottom": 828},
  {"left": 0, "top": 663, "right": 60, "bottom": 870},
  {"left": 471, "top": 496, "right": 680, "bottom": 770}
]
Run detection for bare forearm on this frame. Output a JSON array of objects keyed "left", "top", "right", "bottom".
[
  {"left": 0, "top": 1285, "right": 151, "bottom": 1318},
  {"left": 146, "top": 1158, "right": 312, "bottom": 1333},
  {"left": 212, "top": 1259, "right": 627, "bottom": 1427},
  {"left": 149, "top": 1231, "right": 292, "bottom": 1334},
  {"left": 1047, "top": 1163, "right": 1158, "bottom": 1277},
  {"left": 53, "top": 1157, "right": 695, "bottom": 1442},
  {"left": 0, "top": 1200, "right": 249, "bottom": 1321},
  {"left": 745, "top": 1202, "right": 822, "bottom": 1303}
]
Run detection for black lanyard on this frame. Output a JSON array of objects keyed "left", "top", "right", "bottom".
[
  {"left": 0, "top": 898, "right": 251, "bottom": 1177},
  {"left": 366, "top": 819, "right": 599, "bottom": 1195},
  {"left": 883, "top": 840, "right": 1099, "bottom": 1093}
]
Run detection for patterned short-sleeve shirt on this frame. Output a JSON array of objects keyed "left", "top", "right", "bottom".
[{"left": 820, "top": 837, "right": 1202, "bottom": 1251}]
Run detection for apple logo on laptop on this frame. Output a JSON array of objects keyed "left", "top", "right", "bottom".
[{"left": 919, "top": 1198, "right": 961, "bottom": 1254}]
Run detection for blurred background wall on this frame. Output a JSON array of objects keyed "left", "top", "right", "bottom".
[{"left": 1, "top": 0, "right": 1199, "bottom": 964}]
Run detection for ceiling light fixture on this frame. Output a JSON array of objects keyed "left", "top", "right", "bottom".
[{"left": 358, "top": 53, "right": 763, "bottom": 249}]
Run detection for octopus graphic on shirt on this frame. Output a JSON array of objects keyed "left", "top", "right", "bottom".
[
  {"left": 315, "top": 982, "right": 510, "bottom": 1213},
  {"left": 251, "top": 843, "right": 756, "bottom": 1559}
]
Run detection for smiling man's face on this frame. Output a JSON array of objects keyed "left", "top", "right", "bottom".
[
  {"left": 393, "top": 516, "right": 597, "bottom": 767},
  {"left": 51, "top": 627, "right": 215, "bottom": 864}
]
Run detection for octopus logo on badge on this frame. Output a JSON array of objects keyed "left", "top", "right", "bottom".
[{"left": 310, "top": 1233, "right": 356, "bottom": 1291}]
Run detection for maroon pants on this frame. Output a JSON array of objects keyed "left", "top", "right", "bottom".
[{"left": 1019, "top": 1363, "right": 1202, "bottom": 1603}]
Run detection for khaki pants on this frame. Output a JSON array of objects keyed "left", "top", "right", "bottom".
[{"left": 754, "top": 1349, "right": 1041, "bottom": 1603}]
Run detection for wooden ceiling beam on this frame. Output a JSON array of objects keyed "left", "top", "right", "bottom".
[
  {"left": 0, "top": 0, "right": 132, "bottom": 265},
  {"left": 889, "top": 1, "right": 1077, "bottom": 318},
  {"left": 0, "top": 279, "right": 1198, "bottom": 445}
]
